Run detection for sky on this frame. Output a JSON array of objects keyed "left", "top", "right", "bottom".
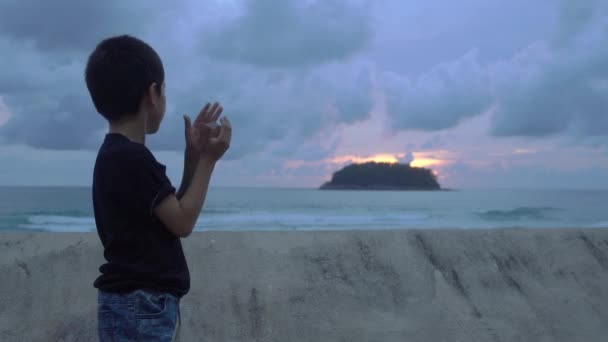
[{"left": 0, "top": 0, "right": 607, "bottom": 189}]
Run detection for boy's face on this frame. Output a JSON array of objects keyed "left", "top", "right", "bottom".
[{"left": 146, "top": 82, "right": 166, "bottom": 134}]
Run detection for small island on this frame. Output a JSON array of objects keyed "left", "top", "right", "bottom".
[{"left": 320, "top": 162, "right": 441, "bottom": 191}]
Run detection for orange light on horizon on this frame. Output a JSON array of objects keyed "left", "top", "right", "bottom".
[
  {"left": 284, "top": 151, "right": 452, "bottom": 172},
  {"left": 409, "top": 157, "right": 445, "bottom": 168},
  {"left": 327, "top": 154, "right": 400, "bottom": 165},
  {"left": 409, "top": 151, "right": 450, "bottom": 169}
]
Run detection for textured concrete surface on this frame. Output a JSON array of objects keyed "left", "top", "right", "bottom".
[{"left": 1, "top": 229, "right": 608, "bottom": 341}]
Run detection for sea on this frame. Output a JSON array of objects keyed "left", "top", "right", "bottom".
[{"left": 0, "top": 186, "right": 607, "bottom": 232}]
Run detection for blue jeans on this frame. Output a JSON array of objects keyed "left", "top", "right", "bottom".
[{"left": 97, "top": 289, "right": 181, "bottom": 341}]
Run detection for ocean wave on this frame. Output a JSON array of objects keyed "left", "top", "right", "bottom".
[
  {"left": 0, "top": 210, "right": 95, "bottom": 232},
  {"left": 22, "top": 215, "right": 96, "bottom": 232},
  {"left": 0, "top": 207, "right": 581, "bottom": 232},
  {"left": 0, "top": 214, "right": 31, "bottom": 230},
  {"left": 478, "top": 207, "right": 561, "bottom": 222},
  {"left": 196, "top": 212, "right": 430, "bottom": 230},
  {"left": 586, "top": 220, "right": 608, "bottom": 228},
  {"left": 202, "top": 208, "right": 241, "bottom": 214},
  {"left": 22, "top": 210, "right": 92, "bottom": 217}
]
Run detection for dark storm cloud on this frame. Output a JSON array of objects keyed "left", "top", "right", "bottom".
[
  {"left": 381, "top": 49, "right": 492, "bottom": 131},
  {"left": 489, "top": 0, "right": 608, "bottom": 138},
  {"left": 149, "top": 61, "right": 373, "bottom": 159},
  {"left": 553, "top": 0, "right": 602, "bottom": 46},
  {"left": 0, "top": 0, "right": 374, "bottom": 156},
  {"left": 379, "top": 0, "right": 608, "bottom": 142},
  {"left": 200, "top": 0, "right": 372, "bottom": 68},
  {"left": 1, "top": 0, "right": 606, "bottom": 158},
  {"left": 0, "top": 0, "right": 174, "bottom": 51},
  {"left": 420, "top": 136, "right": 445, "bottom": 150},
  {"left": 0, "top": 90, "right": 104, "bottom": 149},
  {"left": 0, "top": 36, "right": 104, "bottom": 149},
  {"left": 0, "top": 0, "right": 185, "bottom": 149}
]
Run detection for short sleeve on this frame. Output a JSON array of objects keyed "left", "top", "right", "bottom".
[{"left": 132, "top": 148, "right": 176, "bottom": 214}]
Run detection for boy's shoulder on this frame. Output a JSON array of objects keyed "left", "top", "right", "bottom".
[
  {"left": 94, "top": 134, "right": 171, "bottom": 195},
  {"left": 99, "top": 134, "right": 154, "bottom": 160},
  {"left": 96, "top": 134, "right": 164, "bottom": 178}
]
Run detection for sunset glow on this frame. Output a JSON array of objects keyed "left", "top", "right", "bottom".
[
  {"left": 409, "top": 157, "right": 446, "bottom": 168},
  {"left": 327, "top": 154, "right": 400, "bottom": 165},
  {"left": 283, "top": 151, "right": 453, "bottom": 172}
]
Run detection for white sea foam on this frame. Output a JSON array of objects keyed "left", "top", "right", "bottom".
[
  {"left": 17, "top": 212, "right": 430, "bottom": 232},
  {"left": 3, "top": 188, "right": 608, "bottom": 232},
  {"left": 22, "top": 215, "right": 96, "bottom": 232},
  {"left": 195, "top": 211, "right": 430, "bottom": 230}
]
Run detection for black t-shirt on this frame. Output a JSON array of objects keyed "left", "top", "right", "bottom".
[{"left": 93, "top": 133, "right": 190, "bottom": 297}]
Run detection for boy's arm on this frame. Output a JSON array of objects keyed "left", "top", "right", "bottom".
[
  {"left": 176, "top": 148, "right": 198, "bottom": 200},
  {"left": 155, "top": 156, "right": 216, "bottom": 238},
  {"left": 155, "top": 114, "right": 231, "bottom": 238},
  {"left": 177, "top": 103, "right": 222, "bottom": 199}
]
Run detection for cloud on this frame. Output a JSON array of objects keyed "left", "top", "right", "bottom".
[
  {"left": 553, "top": 0, "right": 605, "bottom": 45},
  {"left": 0, "top": 0, "right": 374, "bottom": 157},
  {"left": 489, "top": 4, "right": 608, "bottom": 138},
  {"left": 0, "top": 38, "right": 81, "bottom": 95},
  {"left": 200, "top": 0, "right": 372, "bottom": 68},
  {"left": 420, "top": 135, "right": 445, "bottom": 150},
  {"left": 381, "top": 49, "right": 493, "bottom": 131},
  {"left": 1, "top": 93, "right": 105, "bottom": 149},
  {"left": 0, "top": 96, "right": 10, "bottom": 126},
  {"left": 0, "top": 35, "right": 106, "bottom": 149},
  {"left": 0, "top": 0, "right": 175, "bottom": 150},
  {"left": 378, "top": 0, "right": 608, "bottom": 145},
  {"left": 1, "top": 0, "right": 607, "bottom": 166},
  {"left": 398, "top": 152, "right": 414, "bottom": 164},
  {"left": 495, "top": 1, "right": 608, "bottom": 140},
  {"left": 0, "top": 0, "right": 182, "bottom": 51},
  {"left": 148, "top": 59, "right": 373, "bottom": 159}
]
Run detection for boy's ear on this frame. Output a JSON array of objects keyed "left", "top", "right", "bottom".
[{"left": 147, "top": 82, "right": 160, "bottom": 106}]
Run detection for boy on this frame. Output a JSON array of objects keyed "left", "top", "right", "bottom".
[{"left": 86, "top": 35, "right": 232, "bottom": 341}]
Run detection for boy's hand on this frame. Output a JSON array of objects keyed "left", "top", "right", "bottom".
[
  {"left": 204, "top": 116, "right": 232, "bottom": 161},
  {"left": 184, "top": 102, "right": 223, "bottom": 156}
]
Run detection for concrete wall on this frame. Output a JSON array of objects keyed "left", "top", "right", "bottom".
[{"left": 1, "top": 229, "right": 608, "bottom": 341}]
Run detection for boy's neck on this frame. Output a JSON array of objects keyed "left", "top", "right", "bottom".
[{"left": 108, "top": 113, "right": 146, "bottom": 145}]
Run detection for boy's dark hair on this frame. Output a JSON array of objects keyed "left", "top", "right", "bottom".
[{"left": 85, "top": 35, "right": 164, "bottom": 121}]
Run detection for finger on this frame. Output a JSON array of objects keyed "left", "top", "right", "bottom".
[
  {"left": 221, "top": 116, "right": 232, "bottom": 134},
  {"left": 206, "top": 102, "right": 219, "bottom": 122},
  {"left": 212, "top": 116, "right": 232, "bottom": 145},
  {"left": 222, "top": 116, "right": 231, "bottom": 127},
  {"left": 183, "top": 115, "right": 192, "bottom": 135},
  {"left": 195, "top": 103, "right": 211, "bottom": 126},
  {"left": 210, "top": 105, "right": 223, "bottom": 122},
  {"left": 223, "top": 117, "right": 232, "bottom": 144},
  {"left": 198, "top": 102, "right": 211, "bottom": 124}
]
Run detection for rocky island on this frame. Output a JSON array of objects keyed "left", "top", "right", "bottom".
[{"left": 320, "top": 162, "right": 441, "bottom": 190}]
